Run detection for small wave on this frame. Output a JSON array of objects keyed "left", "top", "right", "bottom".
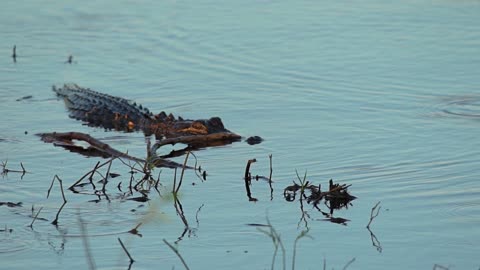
[
  {"left": 430, "top": 95, "right": 480, "bottom": 120},
  {"left": 0, "top": 228, "right": 35, "bottom": 254},
  {"left": 445, "top": 196, "right": 480, "bottom": 222}
]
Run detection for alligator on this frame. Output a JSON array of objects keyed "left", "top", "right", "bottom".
[
  {"left": 39, "top": 84, "right": 262, "bottom": 167},
  {"left": 52, "top": 83, "right": 242, "bottom": 142}
]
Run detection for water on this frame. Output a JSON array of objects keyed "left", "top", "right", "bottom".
[{"left": 1, "top": 1, "right": 480, "bottom": 269}]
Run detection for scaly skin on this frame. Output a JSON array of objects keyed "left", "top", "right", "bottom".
[{"left": 53, "top": 84, "right": 238, "bottom": 140}]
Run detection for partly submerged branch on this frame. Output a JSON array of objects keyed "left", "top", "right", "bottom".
[
  {"left": 37, "top": 131, "right": 186, "bottom": 169},
  {"left": 38, "top": 132, "right": 143, "bottom": 162}
]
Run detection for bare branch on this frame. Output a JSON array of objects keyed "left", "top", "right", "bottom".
[
  {"left": 366, "top": 201, "right": 381, "bottom": 229},
  {"left": 118, "top": 238, "right": 135, "bottom": 263}
]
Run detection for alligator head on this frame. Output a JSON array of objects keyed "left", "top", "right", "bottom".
[
  {"left": 173, "top": 117, "right": 227, "bottom": 134},
  {"left": 143, "top": 109, "right": 230, "bottom": 137}
]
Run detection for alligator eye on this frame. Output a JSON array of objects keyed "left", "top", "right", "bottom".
[{"left": 208, "top": 117, "right": 224, "bottom": 129}]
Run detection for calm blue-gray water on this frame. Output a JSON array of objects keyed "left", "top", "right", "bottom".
[{"left": 1, "top": 1, "right": 479, "bottom": 269}]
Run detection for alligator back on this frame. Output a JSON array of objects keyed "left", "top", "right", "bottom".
[{"left": 53, "top": 84, "right": 154, "bottom": 131}]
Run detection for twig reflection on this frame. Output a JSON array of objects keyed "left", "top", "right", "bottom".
[
  {"left": 243, "top": 155, "right": 275, "bottom": 201},
  {"left": 366, "top": 201, "right": 382, "bottom": 252}
]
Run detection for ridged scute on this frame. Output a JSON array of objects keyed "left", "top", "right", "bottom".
[{"left": 53, "top": 84, "right": 154, "bottom": 130}]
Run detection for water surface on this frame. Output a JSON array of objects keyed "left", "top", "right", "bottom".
[{"left": 1, "top": 1, "right": 480, "bottom": 269}]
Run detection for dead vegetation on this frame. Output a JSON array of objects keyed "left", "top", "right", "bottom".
[
  {"left": 1, "top": 159, "right": 28, "bottom": 178},
  {"left": 243, "top": 155, "right": 356, "bottom": 227}
]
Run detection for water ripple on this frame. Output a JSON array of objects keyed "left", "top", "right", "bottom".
[
  {"left": 446, "top": 197, "right": 480, "bottom": 221},
  {"left": 428, "top": 94, "right": 480, "bottom": 120},
  {"left": 0, "top": 227, "right": 35, "bottom": 254}
]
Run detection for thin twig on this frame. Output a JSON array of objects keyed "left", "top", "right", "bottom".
[
  {"left": 29, "top": 207, "right": 44, "bottom": 228},
  {"left": 257, "top": 217, "right": 286, "bottom": 270},
  {"left": 88, "top": 161, "right": 100, "bottom": 189},
  {"left": 174, "top": 197, "right": 189, "bottom": 230},
  {"left": 12, "top": 45, "right": 17, "bottom": 62},
  {"left": 1, "top": 160, "right": 28, "bottom": 175},
  {"left": 292, "top": 229, "right": 312, "bottom": 270},
  {"left": 20, "top": 162, "right": 26, "bottom": 176},
  {"left": 154, "top": 170, "right": 162, "bottom": 193},
  {"left": 69, "top": 158, "right": 116, "bottom": 190},
  {"left": 47, "top": 175, "right": 67, "bottom": 225},
  {"left": 367, "top": 225, "right": 383, "bottom": 253},
  {"left": 268, "top": 154, "right": 273, "bottom": 182},
  {"left": 101, "top": 158, "right": 114, "bottom": 201},
  {"left": 78, "top": 214, "right": 96, "bottom": 270},
  {"left": 296, "top": 197, "right": 310, "bottom": 229},
  {"left": 118, "top": 238, "right": 135, "bottom": 263},
  {"left": 268, "top": 154, "right": 274, "bottom": 200},
  {"left": 342, "top": 257, "right": 356, "bottom": 270},
  {"left": 163, "top": 239, "right": 190, "bottom": 270},
  {"left": 117, "top": 157, "right": 145, "bottom": 174},
  {"left": 176, "top": 227, "right": 189, "bottom": 244},
  {"left": 366, "top": 201, "right": 381, "bottom": 229},
  {"left": 190, "top": 152, "right": 205, "bottom": 182},
  {"left": 176, "top": 151, "right": 190, "bottom": 194},
  {"left": 172, "top": 168, "right": 178, "bottom": 194},
  {"left": 128, "top": 171, "right": 135, "bottom": 192},
  {"left": 1, "top": 159, "right": 7, "bottom": 174},
  {"left": 195, "top": 204, "right": 204, "bottom": 228},
  {"left": 244, "top": 159, "right": 257, "bottom": 201}
]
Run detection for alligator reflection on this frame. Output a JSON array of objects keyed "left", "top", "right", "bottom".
[{"left": 283, "top": 174, "right": 356, "bottom": 227}]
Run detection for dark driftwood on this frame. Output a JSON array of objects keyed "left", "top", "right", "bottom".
[
  {"left": 38, "top": 131, "right": 240, "bottom": 169},
  {"left": 38, "top": 132, "right": 143, "bottom": 161}
]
